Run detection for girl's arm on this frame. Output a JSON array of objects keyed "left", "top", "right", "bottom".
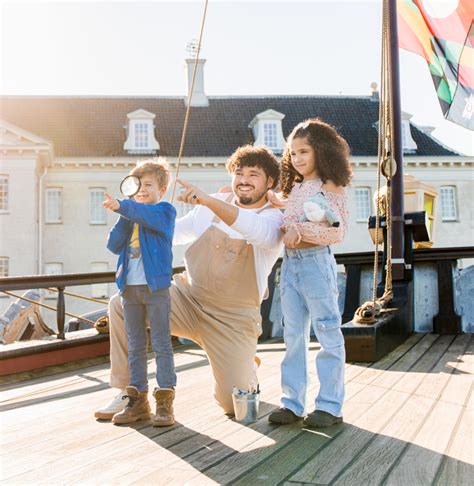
[{"left": 293, "top": 190, "right": 348, "bottom": 246}]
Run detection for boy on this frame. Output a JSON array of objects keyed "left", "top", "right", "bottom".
[{"left": 103, "top": 158, "right": 177, "bottom": 426}]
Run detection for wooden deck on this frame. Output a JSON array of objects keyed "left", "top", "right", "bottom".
[{"left": 1, "top": 333, "right": 472, "bottom": 485}]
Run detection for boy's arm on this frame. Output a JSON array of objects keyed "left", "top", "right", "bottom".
[
  {"left": 116, "top": 199, "right": 177, "bottom": 235},
  {"left": 107, "top": 216, "right": 134, "bottom": 255}
]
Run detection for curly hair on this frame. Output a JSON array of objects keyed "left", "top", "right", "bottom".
[
  {"left": 280, "top": 119, "right": 352, "bottom": 198},
  {"left": 226, "top": 145, "right": 280, "bottom": 190},
  {"left": 131, "top": 157, "right": 171, "bottom": 191}
]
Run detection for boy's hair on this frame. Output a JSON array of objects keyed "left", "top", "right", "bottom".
[
  {"left": 131, "top": 157, "right": 171, "bottom": 191},
  {"left": 226, "top": 145, "right": 280, "bottom": 190},
  {"left": 280, "top": 118, "right": 353, "bottom": 197}
]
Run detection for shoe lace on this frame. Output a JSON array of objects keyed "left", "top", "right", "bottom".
[
  {"left": 155, "top": 396, "right": 171, "bottom": 413},
  {"left": 122, "top": 394, "right": 138, "bottom": 408}
]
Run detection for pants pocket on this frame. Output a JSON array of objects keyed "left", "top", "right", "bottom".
[{"left": 314, "top": 314, "right": 343, "bottom": 349}]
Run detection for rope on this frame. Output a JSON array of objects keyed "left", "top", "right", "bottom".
[
  {"left": 170, "top": 0, "right": 209, "bottom": 203},
  {"left": 46, "top": 287, "right": 108, "bottom": 305},
  {"left": 1, "top": 290, "right": 97, "bottom": 326},
  {"left": 354, "top": 0, "right": 394, "bottom": 324}
]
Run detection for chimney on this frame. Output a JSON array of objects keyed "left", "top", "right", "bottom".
[
  {"left": 184, "top": 57, "right": 209, "bottom": 107},
  {"left": 370, "top": 81, "right": 379, "bottom": 101}
]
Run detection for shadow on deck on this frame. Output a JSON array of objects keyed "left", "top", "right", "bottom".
[{"left": 1, "top": 333, "right": 472, "bottom": 485}]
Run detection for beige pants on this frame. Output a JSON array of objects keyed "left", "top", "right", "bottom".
[{"left": 109, "top": 279, "right": 260, "bottom": 413}]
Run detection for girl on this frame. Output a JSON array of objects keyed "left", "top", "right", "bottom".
[{"left": 269, "top": 118, "right": 352, "bottom": 428}]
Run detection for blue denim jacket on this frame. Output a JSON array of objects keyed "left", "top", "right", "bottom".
[{"left": 107, "top": 199, "right": 176, "bottom": 293}]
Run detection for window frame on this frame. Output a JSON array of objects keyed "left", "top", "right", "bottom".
[
  {"left": 355, "top": 187, "right": 372, "bottom": 222},
  {"left": 44, "top": 262, "right": 64, "bottom": 299},
  {"left": 90, "top": 262, "right": 109, "bottom": 298},
  {"left": 439, "top": 185, "right": 458, "bottom": 222},
  {"left": 89, "top": 187, "right": 107, "bottom": 225},
  {"left": 263, "top": 122, "right": 278, "bottom": 150},
  {"left": 133, "top": 121, "right": 151, "bottom": 150},
  {"left": 0, "top": 257, "right": 9, "bottom": 277},
  {"left": 0, "top": 174, "right": 9, "bottom": 213},
  {"left": 45, "top": 187, "right": 63, "bottom": 224}
]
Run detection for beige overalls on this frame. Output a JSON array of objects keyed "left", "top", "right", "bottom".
[{"left": 110, "top": 197, "right": 269, "bottom": 414}]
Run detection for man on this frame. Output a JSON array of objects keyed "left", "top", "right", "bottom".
[{"left": 95, "top": 145, "right": 283, "bottom": 420}]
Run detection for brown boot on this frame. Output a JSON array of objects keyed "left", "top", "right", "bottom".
[
  {"left": 152, "top": 388, "right": 175, "bottom": 427},
  {"left": 112, "top": 386, "right": 151, "bottom": 425}
]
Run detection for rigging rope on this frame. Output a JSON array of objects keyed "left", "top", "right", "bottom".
[
  {"left": 354, "top": 0, "right": 395, "bottom": 324},
  {"left": 170, "top": 0, "right": 209, "bottom": 203},
  {"left": 1, "top": 290, "right": 96, "bottom": 326}
]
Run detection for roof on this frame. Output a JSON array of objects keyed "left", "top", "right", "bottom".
[{"left": 0, "top": 95, "right": 458, "bottom": 157}]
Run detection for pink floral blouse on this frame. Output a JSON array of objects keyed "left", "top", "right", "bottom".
[{"left": 282, "top": 179, "right": 349, "bottom": 246}]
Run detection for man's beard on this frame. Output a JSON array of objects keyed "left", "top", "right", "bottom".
[{"left": 236, "top": 187, "right": 267, "bottom": 206}]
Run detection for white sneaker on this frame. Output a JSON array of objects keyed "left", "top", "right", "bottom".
[{"left": 94, "top": 390, "right": 128, "bottom": 420}]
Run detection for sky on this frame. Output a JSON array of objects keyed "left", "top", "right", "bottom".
[{"left": 1, "top": 0, "right": 472, "bottom": 155}]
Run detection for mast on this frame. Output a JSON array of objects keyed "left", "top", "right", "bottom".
[{"left": 388, "top": 0, "right": 405, "bottom": 281}]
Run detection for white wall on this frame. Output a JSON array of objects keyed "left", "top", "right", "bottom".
[{"left": 0, "top": 157, "right": 39, "bottom": 313}]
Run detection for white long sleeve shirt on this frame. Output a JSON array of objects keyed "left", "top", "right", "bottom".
[{"left": 173, "top": 193, "right": 284, "bottom": 302}]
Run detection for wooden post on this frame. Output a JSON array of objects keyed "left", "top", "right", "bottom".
[
  {"left": 433, "top": 260, "right": 462, "bottom": 334},
  {"left": 388, "top": 0, "right": 406, "bottom": 281},
  {"left": 57, "top": 287, "right": 65, "bottom": 340}
]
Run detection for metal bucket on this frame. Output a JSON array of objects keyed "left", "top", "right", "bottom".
[{"left": 232, "top": 389, "right": 260, "bottom": 424}]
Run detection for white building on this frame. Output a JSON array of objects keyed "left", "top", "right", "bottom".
[{"left": 1, "top": 61, "right": 472, "bottom": 321}]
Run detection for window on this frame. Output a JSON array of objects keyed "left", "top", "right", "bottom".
[
  {"left": 91, "top": 262, "right": 109, "bottom": 298},
  {"left": 401, "top": 119, "right": 417, "bottom": 153},
  {"left": 263, "top": 123, "right": 278, "bottom": 149},
  {"left": 46, "top": 188, "right": 62, "bottom": 223},
  {"left": 0, "top": 175, "right": 9, "bottom": 212},
  {"left": 355, "top": 187, "right": 372, "bottom": 222},
  {"left": 0, "top": 257, "right": 9, "bottom": 277},
  {"left": 44, "top": 263, "right": 63, "bottom": 298},
  {"left": 134, "top": 122, "right": 149, "bottom": 149},
  {"left": 89, "top": 188, "right": 107, "bottom": 224},
  {"left": 440, "top": 186, "right": 458, "bottom": 221}
]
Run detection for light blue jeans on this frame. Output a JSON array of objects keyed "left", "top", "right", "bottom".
[
  {"left": 280, "top": 246, "right": 345, "bottom": 417},
  {"left": 121, "top": 285, "right": 177, "bottom": 392}
]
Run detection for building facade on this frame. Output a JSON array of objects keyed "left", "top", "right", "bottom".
[{"left": 1, "top": 84, "right": 472, "bottom": 320}]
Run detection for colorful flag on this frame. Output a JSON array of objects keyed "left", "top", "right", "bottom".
[{"left": 398, "top": 0, "right": 473, "bottom": 130}]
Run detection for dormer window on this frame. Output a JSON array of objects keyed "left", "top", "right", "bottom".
[
  {"left": 249, "top": 109, "right": 286, "bottom": 154},
  {"left": 124, "top": 109, "right": 160, "bottom": 154},
  {"left": 134, "top": 122, "right": 149, "bottom": 149},
  {"left": 401, "top": 113, "right": 417, "bottom": 154},
  {"left": 263, "top": 122, "right": 278, "bottom": 150}
]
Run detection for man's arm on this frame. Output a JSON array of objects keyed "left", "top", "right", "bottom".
[
  {"left": 176, "top": 179, "right": 239, "bottom": 226},
  {"left": 176, "top": 179, "right": 283, "bottom": 249}
]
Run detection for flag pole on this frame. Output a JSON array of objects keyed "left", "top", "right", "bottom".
[{"left": 388, "top": 0, "right": 406, "bottom": 281}]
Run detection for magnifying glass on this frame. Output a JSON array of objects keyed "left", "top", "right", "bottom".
[{"left": 120, "top": 175, "right": 141, "bottom": 198}]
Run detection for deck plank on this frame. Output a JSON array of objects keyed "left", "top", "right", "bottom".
[
  {"left": 134, "top": 335, "right": 431, "bottom": 485},
  {"left": 384, "top": 335, "right": 473, "bottom": 486},
  {"left": 4, "top": 346, "right": 286, "bottom": 484},
  {"left": 235, "top": 335, "right": 450, "bottom": 486},
  {"left": 1, "top": 334, "right": 472, "bottom": 486}
]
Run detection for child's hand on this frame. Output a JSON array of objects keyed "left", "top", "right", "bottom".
[
  {"left": 103, "top": 193, "right": 120, "bottom": 211},
  {"left": 283, "top": 226, "right": 300, "bottom": 248},
  {"left": 267, "top": 190, "right": 286, "bottom": 208}
]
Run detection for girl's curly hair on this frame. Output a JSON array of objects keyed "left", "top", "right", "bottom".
[{"left": 280, "top": 118, "right": 352, "bottom": 198}]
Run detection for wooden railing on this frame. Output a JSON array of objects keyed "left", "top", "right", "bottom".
[{"left": 1, "top": 246, "right": 472, "bottom": 341}]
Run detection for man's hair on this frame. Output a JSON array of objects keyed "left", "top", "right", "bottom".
[
  {"left": 130, "top": 157, "right": 171, "bottom": 191},
  {"left": 226, "top": 145, "right": 280, "bottom": 189}
]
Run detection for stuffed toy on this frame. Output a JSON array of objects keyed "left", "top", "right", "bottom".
[{"left": 300, "top": 191, "right": 340, "bottom": 227}]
